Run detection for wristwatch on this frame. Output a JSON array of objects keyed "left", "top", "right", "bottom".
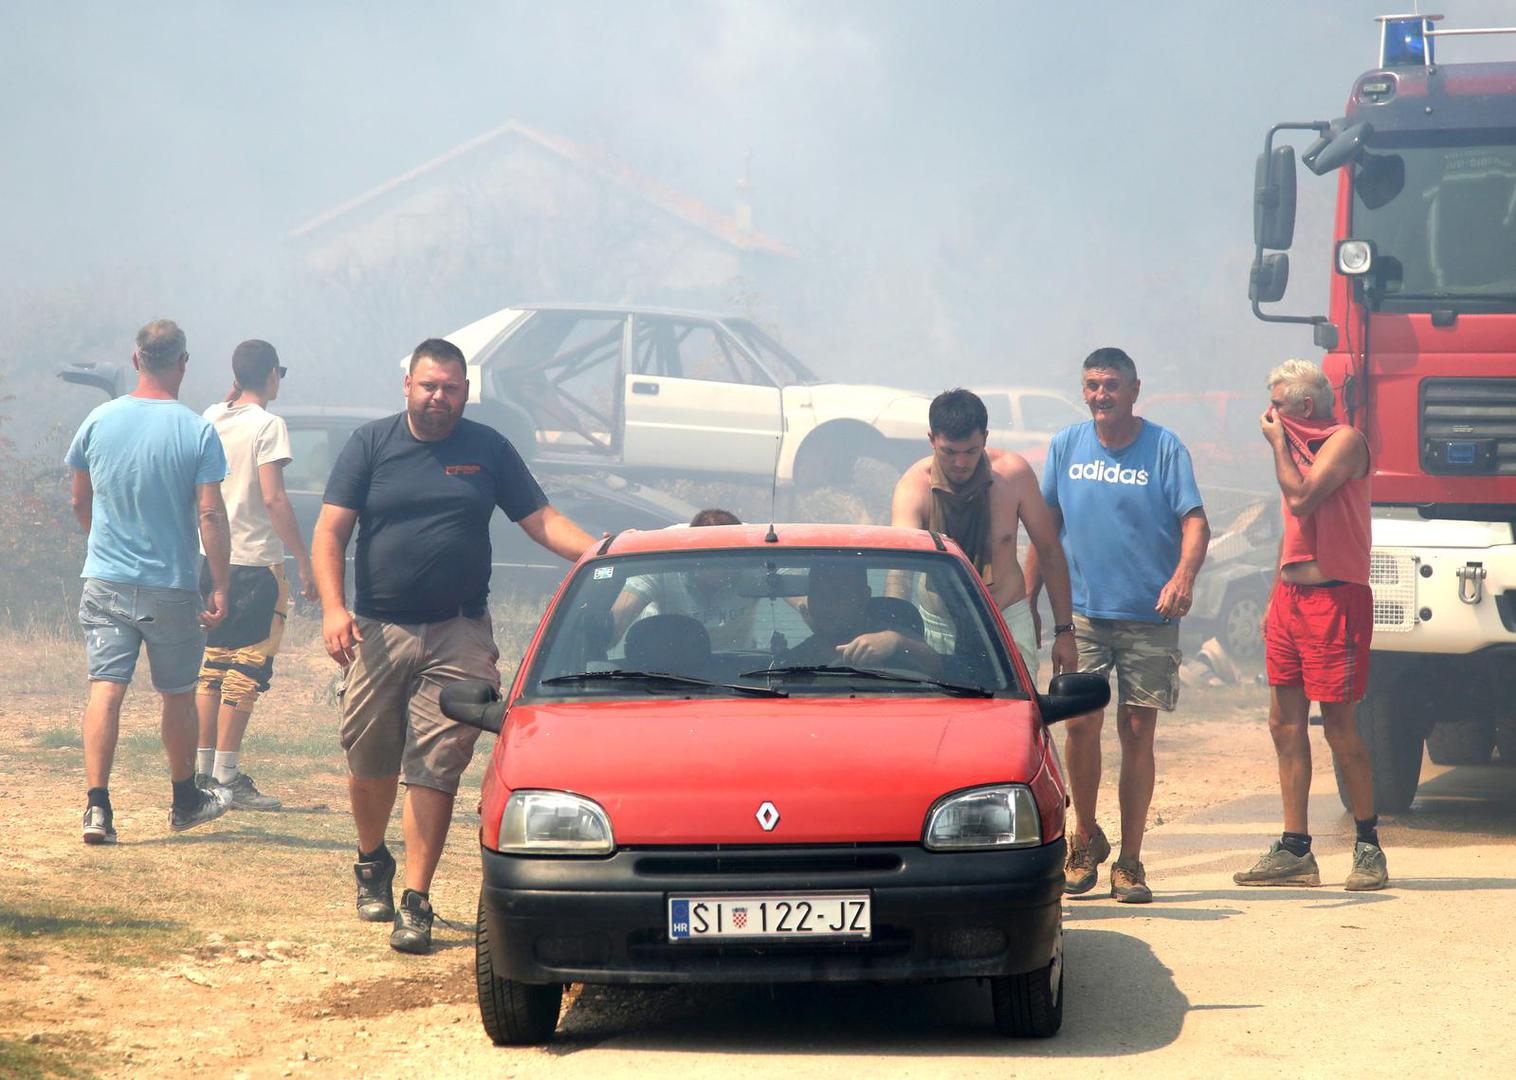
[{"left": 1053, "top": 623, "right": 1076, "bottom": 636}]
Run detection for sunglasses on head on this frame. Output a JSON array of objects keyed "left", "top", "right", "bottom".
[{"left": 276, "top": 365, "right": 288, "bottom": 378}]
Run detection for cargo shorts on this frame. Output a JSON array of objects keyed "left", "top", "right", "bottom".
[
  {"left": 338, "top": 613, "right": 500, "bottom": 795},
  {"left": 1074, "top": 613, "right": 1181, "bottom": 712}
]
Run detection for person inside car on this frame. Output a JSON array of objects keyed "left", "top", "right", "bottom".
[{"left": 780, "top": 561, "right": 942, "bottom": 674}]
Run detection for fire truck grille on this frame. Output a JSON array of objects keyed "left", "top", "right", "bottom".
[
  {"left": 1421, "top": 378, "right": 1516, "bottom": 475},
  {"left": 1369, "top": 550, "right": 1418, "bottom": 632}
]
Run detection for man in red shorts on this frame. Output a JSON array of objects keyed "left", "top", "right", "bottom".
[{"left": 1235, "top": 359, "right": 1388, "bottom": 891}]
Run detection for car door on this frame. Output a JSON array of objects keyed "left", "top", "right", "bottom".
[{"left": 621, "top": 315, "right": 784, "bottom": 475}]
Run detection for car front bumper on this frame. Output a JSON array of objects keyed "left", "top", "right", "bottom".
[{"left": 479, "top": 840, "right": 1065, "bottom": 986}]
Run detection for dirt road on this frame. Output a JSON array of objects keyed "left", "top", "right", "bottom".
[{"left": 3, "top": 620, "right": 1513, "bottom": 1078}]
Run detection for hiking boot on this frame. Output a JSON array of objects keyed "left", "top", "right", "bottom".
[
  {"left": 1064, "top": 824, "right": 1111, "bottom": 895},
  {"left": 1345, "top": 841, "right": 1389, "bottom": 892},
  {"left": 1234, "top": 841, "right": 1322, "bottom": 887},
  {"left": 354, "top": 850, "right": 396, "bottom": 922},
  {"left": 390, "top": 889, "right": 434, "bottom": 954},
  {"left": 82, "top": 805, "right": 117, "bottom": 845},
  {"left": 217, "top": 772, "right": 282, "bottom": 812},
  {"left": 1111, "top": 858, "right": 1153, "bottom": 904},
  {"left": 169, "top": 786, "right": 231, "bottom": 832}
]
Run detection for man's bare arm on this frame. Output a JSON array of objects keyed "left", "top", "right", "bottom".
[
  {"left": 1155, "top": 509, "right": 1211, "bottom": 619},
  {"left": 1266, "top": 424, "right": 1368, "bottom": 519},
  {"left": 197, "top": 482, "right": 232, "bottom": 629},
  {"left": 518, "top": 505, "right": 595, "bottom": 562},
  {"left": 887, "top": 461, "right": 932, "bottom": 599},
  {"left": 70, "top": 469, "right": 93, "bottom": 534},
  {"left": 258, "top": 460, "right": 316, "bottom": 599},
  {"left": 312, "top": 503, "right": 362, "bottom": 665}
]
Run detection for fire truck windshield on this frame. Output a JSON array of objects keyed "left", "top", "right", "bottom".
[{"left": 1350, "top": 129, "right": 1516, "bottom": 312}]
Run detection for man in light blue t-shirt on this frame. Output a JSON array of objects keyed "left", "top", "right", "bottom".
[
  {"left": 65, "top": 319, "right": 234, "bottom": 844},
  {"left": 1030, "top": 347, "right": 1209, "bottom": 905}
]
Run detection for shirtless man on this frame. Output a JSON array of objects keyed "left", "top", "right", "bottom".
[{"left": 891, "top": 388, "right": 1077, "bottom": 685}]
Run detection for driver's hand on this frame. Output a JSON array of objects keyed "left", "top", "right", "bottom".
[{"left": 836, "top": 630, "right": 902, "bottom": 667}]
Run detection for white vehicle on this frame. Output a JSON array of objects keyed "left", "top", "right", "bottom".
[
  {"left": 973, "top": 385, "right": 1087, "bottom": 468},
  {"left": 412, "top": 305, "right": 935, "bottom": 488}
]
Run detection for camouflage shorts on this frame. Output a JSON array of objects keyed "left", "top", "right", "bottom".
[{"left": 1073, "top": 614, "right": 1181, "bottom": 712}]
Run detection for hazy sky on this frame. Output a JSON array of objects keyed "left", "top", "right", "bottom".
[{"left": 4, "top": 0, "right": 1513, "bottom": 413}]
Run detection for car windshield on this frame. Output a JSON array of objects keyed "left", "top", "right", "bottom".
[
  {"left": 1351, "top": 130, "right": 1516, "bottom": 312},
  {"left": 724, "top": 320, "right": 819, "bottom": 385},
  {"left": 522, "top": 548, "right": 1021, "bottom": 700}
]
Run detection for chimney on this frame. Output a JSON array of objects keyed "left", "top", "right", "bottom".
[{"left": 734, "top": 151, "right": 754, "bottom": 236}]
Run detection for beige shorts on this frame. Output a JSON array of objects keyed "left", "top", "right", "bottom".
[
  {"left": 338, "top": 614, "right": 500, "bottom": 794},
  {"left": 1074, "top": 614, "right": 1181, "bottom": 712}
]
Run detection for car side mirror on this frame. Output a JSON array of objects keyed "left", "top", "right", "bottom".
[
  {"left": 1249, "top": 253, "right": 1290, "bottom": 304},
  {"left": 439, "top": 679, "right": 507, "bottom": 734},
  {"left": 1036, "top": 672, "right": 1110, "bottom": 724},
  {"left": 1254, "top": 145, "right": 1297, "bottom": 250}
]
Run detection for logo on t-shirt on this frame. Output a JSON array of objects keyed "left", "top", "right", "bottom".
[
  {"left": 444, "top": 464, "right": 481, "bottom": 475},
  {"left": 1067, "top": 461, "right": 1149, "bottom": 486}
]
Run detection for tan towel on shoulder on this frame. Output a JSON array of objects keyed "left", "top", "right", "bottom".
[{"left": 927, "top": 454, "right": 994, "bottom": 586}]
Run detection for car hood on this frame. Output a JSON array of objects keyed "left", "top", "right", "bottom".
[{"left": 487, "top": 696, "right": 1047, "bottom": 845}]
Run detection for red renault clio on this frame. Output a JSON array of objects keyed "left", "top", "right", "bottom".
[{"left": 441, "top": 524, "right": 1107, "bottom": 1044}]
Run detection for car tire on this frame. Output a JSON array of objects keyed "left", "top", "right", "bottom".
[
  {"left": 476, "top": 895, "right": 562, "bottom": 1045},
  {"left": 793, "top": 423, "right": 880, "bottom": 490},
  {"left": 1218, "top": 581, "right": 1268, "bottom": 659},
  {"left": 990, "top": 925, "right": 1063, "bottom": 1037},
  {"left": 1425, "top": 719, "right": 1496, "bottom": 766},
  {"left": 1333, "top": 683, "right": 1422, "bottom": 814}
]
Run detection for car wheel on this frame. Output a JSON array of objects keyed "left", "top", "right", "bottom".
[
  {"left": 1333, "top": 682, "right": 1422, "bottom": 814},
  {"left": 476, "top": 894, "right": 562, "bottom": 1045},
  {"left": 793, "top": 423, "right": 880, "bottom": 490},
  {"left": 990, "top": 923, "right": 1063, "bottom": 1037},
  {"left": 1425, "top": 719, "right": 1496, "bottom": 766},
  {"left": 1218, "top": 581, "right": 1268, "bottom": 659}
]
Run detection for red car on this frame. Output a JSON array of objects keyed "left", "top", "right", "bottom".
[{"left": 441, "top": 524, "right": 1108, "bottom": 1044}]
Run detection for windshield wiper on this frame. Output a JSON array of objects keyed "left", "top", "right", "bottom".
[
  {"left": 541, "top": 670, "right": 787, "bottom": 698},
  {"left": 740, "top": 664, "right": 994, "bottom": 698}
]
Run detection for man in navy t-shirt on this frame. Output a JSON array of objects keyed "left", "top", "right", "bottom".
[
  {"left": 1030, "top": 347, "right": 1209, "bottom": 904},
  {"left": 313, "top": 337, "right": 594, "bottom": 954}
]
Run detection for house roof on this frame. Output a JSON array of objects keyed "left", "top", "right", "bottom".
[{"left": 288, "top": 119, "right": 796, "bottom": 257}]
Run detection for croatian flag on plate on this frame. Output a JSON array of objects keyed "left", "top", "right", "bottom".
[{"left": 732, "top": 906, "right": 748, "bottom": 929}]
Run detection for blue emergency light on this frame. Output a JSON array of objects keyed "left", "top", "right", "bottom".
[{"left": 1377, "top": 13, "right": 1439, "bottom": 68}]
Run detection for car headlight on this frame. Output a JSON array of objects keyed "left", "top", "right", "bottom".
[
  {"left": 500, "top": 790, "right": 615, "bottom": 855},
  {"left": 923, "top": 784, "right": 1041, "bottom": 851}
]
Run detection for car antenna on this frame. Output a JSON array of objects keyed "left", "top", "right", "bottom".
[{"left": 765, "top": 434, "right": 780, "bottom": 542}]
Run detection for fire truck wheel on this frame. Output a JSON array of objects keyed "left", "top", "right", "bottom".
[
  {"left": 1425, "top": 719, "right": 1496, "bottom": 766},
  {"left": 1335, "top": 683, "right": 1422, "bottom": 814},
  {"left": 1495, "top": 719, "right": 1516, "bottom": 765}
]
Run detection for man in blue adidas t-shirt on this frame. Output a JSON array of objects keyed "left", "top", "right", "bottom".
[{"left": 1030, "top": 347, "right": 1209, "bottom": 904}]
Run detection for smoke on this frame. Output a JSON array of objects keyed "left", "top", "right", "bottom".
[{"left": 3, "top": 0, "right": 1514, "bottom": 427}]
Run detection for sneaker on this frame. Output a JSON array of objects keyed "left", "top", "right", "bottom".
[
  {"left": 168, "top": 786, "right": 231, "bottom": 832},
  {"left": 1345, "top": 841, "right": 1389, "bottom": 891},
  {"left": 217, "top": 772, "right": 282, "bottom": 812},
  {"left": 1064, "top": 824, "right": 1111, "bottom": 895},
  {"left": 194, "top": 772, "right": 214, "bottom": 792},
  {"left": 1111, "top": 858, "right": 1153, "bottom": 904},
  {"left": 82, "top": 805, "right": 117, "bottom": 845},
  {"left": 390, "top": 889, "right": 434, "bottom": 954},
  {"left": 1234, "top": 841, "right": 1322, "bottom": 887},
  {"left": 354, "top": 851, "right": 396, "bottom": 922}
]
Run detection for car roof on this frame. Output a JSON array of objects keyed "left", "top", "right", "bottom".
[
  {"left": 595, "top": 523, "right": 953, "bottom": 558},
  {"left": 507, "top": 303, "right": 751, "bottom": 322}
]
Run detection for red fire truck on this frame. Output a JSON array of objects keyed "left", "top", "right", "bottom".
[{"left": 1250, "top": 12, "right": 1516, "bottom": 811}]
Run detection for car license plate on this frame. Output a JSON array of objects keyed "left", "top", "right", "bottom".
[{"left": 668, "top": 894, "right": 871, "bottom": 941}]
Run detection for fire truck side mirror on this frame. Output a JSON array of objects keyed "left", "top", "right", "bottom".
[
  {"left": 1302, "top": 120, "right": 1374, "bottom": 176},
  {"left": 1249, "top": 253, "right": 1290, "bottom": 304},
  {"left": 1254, "top": 146, "right": 1297, "bottom": 251}
]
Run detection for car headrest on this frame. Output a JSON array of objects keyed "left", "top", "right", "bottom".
[
  {"left": 866, "top": 596, "right": 925, "bottom": 638},
  {"left": 624, "top": 613, "right": 713, "bottom": 674}
]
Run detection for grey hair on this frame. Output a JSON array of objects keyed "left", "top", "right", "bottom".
[
  {"left": 135, "top": 319, "right": 187, "bottom": 372},
  {"left": 1267, "top": 358, "right": 1334, "bottom": 416}
]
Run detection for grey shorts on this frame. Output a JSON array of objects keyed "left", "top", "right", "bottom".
[
  {"left": 1074, "top": 614, "right": 1182, "bottom": 712},
  {"left": 78, "top": 578, "right": 206, "bottom": 694},
  {"left": 338, "top": 614, "right": 500, "bottom": 795}
]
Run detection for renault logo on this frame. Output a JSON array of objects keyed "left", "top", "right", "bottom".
[{"left": 755, "top": 801, "right": 780, "bottom": 831}]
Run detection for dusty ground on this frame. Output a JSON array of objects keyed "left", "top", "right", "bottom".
[{"left": 3, "top": 613, "right": 1514, "bottom": 1079}]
